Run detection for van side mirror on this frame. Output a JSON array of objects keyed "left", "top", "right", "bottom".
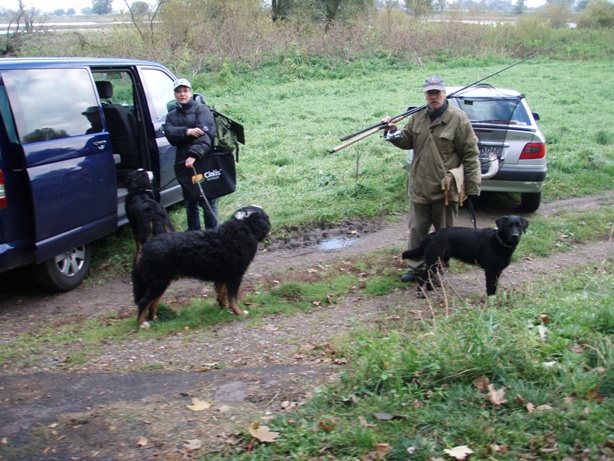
[{"left": 532, "top": 112, "right": 540, "bottom": 121}]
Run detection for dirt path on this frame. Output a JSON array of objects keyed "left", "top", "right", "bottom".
[{"left": 0, "top": 193, "right": 612, "bottom": 460}]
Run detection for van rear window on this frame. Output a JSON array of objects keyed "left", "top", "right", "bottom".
[{"left": 3, "top": 68, "right": 99, "bottom": 144}]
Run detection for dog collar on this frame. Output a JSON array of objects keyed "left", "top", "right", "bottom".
[{"left": 496, "top": 231, "right": 517, "bottom": 248}]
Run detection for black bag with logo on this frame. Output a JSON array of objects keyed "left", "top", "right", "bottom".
[
  {"left": 174, "top": 152, "right": 236, "bottom": 201},
  {"left": 197, "top": 151, "right": 237, "bottom": 199}
]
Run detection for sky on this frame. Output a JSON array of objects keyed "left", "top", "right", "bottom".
[
  {"left": 2, "top": 0, "right": 547, "bottom": 14},
  {"left": 1, "top": 0, "right": 132, "bottom": 13}
]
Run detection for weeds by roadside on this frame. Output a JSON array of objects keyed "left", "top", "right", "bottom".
[{"left": 224, "top": 260, "right": 613, "bottom": 460}]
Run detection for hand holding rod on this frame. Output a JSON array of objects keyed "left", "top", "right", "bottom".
[{"left": 329, "top": 107, "right": 423, "bottom": 153}]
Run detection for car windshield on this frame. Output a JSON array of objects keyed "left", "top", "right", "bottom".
[{"left": 450, "top": 96, "right": 529, "bottom": 126}]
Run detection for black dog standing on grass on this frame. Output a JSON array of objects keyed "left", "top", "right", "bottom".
[
  {"left": 125, "top": 169, "right": 175, "bottom": 252},
  {"left": 402, "top": 215, "right": 529, "bottom": 296},
  {"left": 132, "top": 205, "right": 270, "bottom": 329}
]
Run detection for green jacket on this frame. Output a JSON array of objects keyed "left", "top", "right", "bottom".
[{"left": 389, "top": 105, "right": 481, "bottom": 204}]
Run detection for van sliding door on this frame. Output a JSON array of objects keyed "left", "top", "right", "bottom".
[{"left": 3, "top": 68, "right": 118, "bottom": 263}]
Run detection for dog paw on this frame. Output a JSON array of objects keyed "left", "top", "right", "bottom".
[{"left": 139, "top": 321, "right": 151, "bottom": 329}]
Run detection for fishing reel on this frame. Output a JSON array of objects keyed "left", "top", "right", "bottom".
[{"left": 480, "top": 151, "right": 499, "bottom": 179}]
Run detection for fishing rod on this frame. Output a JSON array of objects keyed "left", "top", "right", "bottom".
[{"left": 330, "top": 33, "right": 584, "bottom": 154}]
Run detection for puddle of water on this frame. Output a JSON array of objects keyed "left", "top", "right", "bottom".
[{"left": 318, "top": 237, "right": 355, "bottom": 250}]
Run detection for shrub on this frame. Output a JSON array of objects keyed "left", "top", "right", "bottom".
[{"left": 577, "top": 0, "right": 614, "bottom": 28}]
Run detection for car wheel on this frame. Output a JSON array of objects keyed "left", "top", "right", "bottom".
[
  {"left": 33, "top": 244, "right": 92, "bottom": 291},
  {"left": 520, "top": 192, "right": 542, "bottom": 212}
]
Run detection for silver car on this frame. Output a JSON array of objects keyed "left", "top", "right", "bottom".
[{"left": 447, "top": 84, "right": 547, "bottom": 212}]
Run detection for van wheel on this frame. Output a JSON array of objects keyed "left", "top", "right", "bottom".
[
  {"left": 33, "top": 244, "right": 92, "bottom": 291},
  {"left": 520, "top": 192, "right": 542, "bottom": 212}
]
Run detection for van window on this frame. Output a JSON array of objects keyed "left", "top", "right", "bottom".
[
  {"left": 2, "top": 68, "right": 99, "bottom": 144},
  {"left": 140, "top": 68, "right": 175, "bottom": 122}
]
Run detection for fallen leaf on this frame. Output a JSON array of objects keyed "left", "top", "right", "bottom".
[
  {"left": 136, "top": 436, "right": 148, "bottom": 447},
  {"left": 538, "top": 314, "right": 551, "bottom": 324},
  {"left": 216, "top": 404, "right": 231, "bottom": 413},
  {"left": 568, "top": 343, "right": 584, "bottom": 353},
  {"left": 487, "top": 384, "right": 506, "bottom": 406},
  {"left": 226, "top": 435, "right": 241, "bottom": 445},
  {"left": 587, "top": 387, "right": 605, "bottom": 403},
  {"left": 444, "top": 445, "right": 474, "bottom": 460},
  {"left": 473, "top": 376, "right": 490, "bottom": 393},
  {"left": 535, "top": 404, "right": 553, "bottom": 411},
  {"left": 376, "top": 443, "right": 392, "bottom": 456},
  {"left": 491, "top": 443, "right": 508, "bottom": 454},
  {"left": 318, "top": 420, "right": 334, "bottom": 432},
  {"left": 184, "top": 439, "right": 202, "bottom": 452},
  {"left": 373, "top": 412, "right": 393, "bottom": 421},
  {"left": 526, "top": 402, "right": 536, "bottom": 413},
  {"left": 248, "top": 422, "right": 280, "bottom": 443},
  {"left": 186, "top": 398, "right": 212, "bottom": 411}
]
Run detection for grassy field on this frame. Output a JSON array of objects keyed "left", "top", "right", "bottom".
[
  {"left": 180, "top": 59, "right": 614, "bottom": 230},
  {"left": 90, "top": 58, "right": 614, "bottom": 275}
]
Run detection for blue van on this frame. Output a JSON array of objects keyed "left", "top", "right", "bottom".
[{"left": 0, "top": 58, "right": 184, "bottom": 290}]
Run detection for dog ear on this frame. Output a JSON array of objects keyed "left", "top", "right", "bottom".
[
  {"left": 234, "top": 205, "right": 264, "bottom": 221},
  {"left": 234, "top": 210, "right": 254, "bottom": 220},
  {"left": 495, "top": 216, "right": 505, "bottom": 229},
  {"left": 520, "top": 217, "right": 529, "bottom": 232}
]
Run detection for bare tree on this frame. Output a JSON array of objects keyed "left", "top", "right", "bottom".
[
  {"left": 124, "top": 0, "right": 167, "bottom": 46},
  {"left": 2, "top": 0, "right": 45, "bottom": 56}
]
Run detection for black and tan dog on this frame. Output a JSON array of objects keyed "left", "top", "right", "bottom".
[
  {"left": 132, "top": 205, "right": 270, "bottom": 328},
  {"left": 402, "top": 215, "right": 529, "bottom": 296},
  {"left": 125, "top": 169, "right": 175, "bottom": 252}
]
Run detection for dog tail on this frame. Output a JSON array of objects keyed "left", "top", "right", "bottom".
[
  {"left": 152, "top": 218, "right": 175, "bottom": 237},
  {"left": 132, "top": 256, "right": 146, "bottom": 304},
  {"left": 402, "top": 239, "right": 427, "bottom": 260}
]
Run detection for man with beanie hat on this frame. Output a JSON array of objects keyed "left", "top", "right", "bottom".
[{"left": 381, "top": 75, "right": 481, "bottom": 283}]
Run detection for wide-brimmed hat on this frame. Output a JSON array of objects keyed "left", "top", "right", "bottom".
[
  {"left": 81, "top": 106, "right": 99, "bottom": 116},
  {"left": 424, "top": 75, "right": 445, "bottom": 92},
  {"left": 173, "top": 78, "right": 192, "bottom": 90}
]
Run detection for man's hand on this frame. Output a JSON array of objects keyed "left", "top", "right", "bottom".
[
  {"left": 381, "top": 116, "right": 397, "bottom": 132},
  {"left": 185, "top": 157, "right": 196, "bottom": 169}
]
